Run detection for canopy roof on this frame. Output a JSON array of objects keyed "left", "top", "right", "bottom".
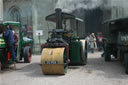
[
  {"left": 103, "top": 17, "right": 128, "bottom": 24},
  {"left": 3, "top": 21, "right": 20, "bottom": 25},
  {"left": 45, "top": 12, "right": 83, "bottom": 22}
]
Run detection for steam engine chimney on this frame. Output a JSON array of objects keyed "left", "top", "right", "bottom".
[{"left": 55, "top": 8, "right": 62, "bottom": 29}]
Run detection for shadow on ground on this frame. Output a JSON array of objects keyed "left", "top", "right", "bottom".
[
  {"left": 16, "top": 52, "right": 128, "bottom": 79},
  {"left": 18, "top": 63, "right": 65, "bottom": 78},
  {"left": 81, "top": 55, "right": 128, "bottom": 79}
]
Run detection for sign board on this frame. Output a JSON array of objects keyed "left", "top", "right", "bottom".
[{"left": 36, "top": 30, "right": 43, "bottom": 36}]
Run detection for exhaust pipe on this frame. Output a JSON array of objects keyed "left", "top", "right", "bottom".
[{"left": 55, "top": 8, "right": 62, "bottom": 29}]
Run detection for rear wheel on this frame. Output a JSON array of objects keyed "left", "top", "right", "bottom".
[
  {"left": 0, "top": 62, "right": 2, "bottom": 72},
  {"left": 124, "top": 53, "right": 128, "bottom": 74},
  {"left": 23, "top": 46, "right": 32, "bottom": 63},
  {"left": 104, "top": 47, "right": 111, "bottom": 61},
  {"left": 120, "top": 51, "right": 124, "bottom": 61},
  {"left": 85, "top": 41, "right": 88, "bottom": 64},
  {"left": 80, "top": 40, "right": 87, "bottom": 65},
  {"left": 64, "top": 50, "right": 68, "bottom": 74},
  {"left": 113, "top": 49, "right": 117, "bottom": 58}
]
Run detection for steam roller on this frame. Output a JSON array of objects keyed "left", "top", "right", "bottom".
[
  {"left": 41, "top": 48, "right": 67, "bottom": 75},
  {"left": 41, "top": 8, "right": 88, "bottom": 75}
]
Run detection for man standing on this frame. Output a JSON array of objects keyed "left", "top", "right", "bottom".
[{"left": 4, "top": 25, "right": 16, "bottom": 69}]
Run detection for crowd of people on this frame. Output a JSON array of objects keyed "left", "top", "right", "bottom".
[{"left": 85, "top": 32, "right": 103, "bottom": 53}]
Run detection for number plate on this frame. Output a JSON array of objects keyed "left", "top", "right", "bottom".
[{"left": 45, "top": 61, "right": 58, "bottom": 64}]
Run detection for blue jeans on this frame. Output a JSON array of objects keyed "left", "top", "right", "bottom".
[{"left": 8, "top": 43, "right": 16, "bottom": 61}]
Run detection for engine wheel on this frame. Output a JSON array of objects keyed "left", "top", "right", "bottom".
[
  {"left": 120, "top": 51, "right": 124, "bottom": 61},
  {"left": 124, "top": 53, "right": 128, "bottom": 74},
  {"left": 23, "top": 46, "right": 32, "bottom": 63},
  {"left": 113, "top": 49, "right": 117, "bottom": 58},
  {"left": 0, "top": 62, "right": 2, "bottom": 72},
  {"left": 104, "top": 47, "right": 111, "bottom": 61},
  {"left": 80, "top": 40, "right": 87, "bottom": 65}
]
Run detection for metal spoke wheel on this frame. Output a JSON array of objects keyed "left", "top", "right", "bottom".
[
  {"left": 104, "top": 47, "right": 111, "bottom": 61},
  {"left": 80, "top": 40, "right": 88, "bottom": 65},
  {"left": 0, "top": 62, "right": 2, "bottom": 72},
  {"left": 23, "top": 46, "right": 32, "bottom": 63}
]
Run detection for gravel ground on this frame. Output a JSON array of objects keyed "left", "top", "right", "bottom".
[{"left": 0, "top": 52, "right": 128, "bottom": 85}]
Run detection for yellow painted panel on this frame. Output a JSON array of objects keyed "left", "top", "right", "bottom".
[{"left": 41, "top": 48, "right": 65, "bottom": 75}]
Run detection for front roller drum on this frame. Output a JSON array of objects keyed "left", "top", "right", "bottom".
[{"left": 41, "top": 48, "right": 67, "bottom": 75}]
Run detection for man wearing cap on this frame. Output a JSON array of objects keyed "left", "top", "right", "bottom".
[{"left": 4, "top": 25, "right": 16, "bottom": 69}]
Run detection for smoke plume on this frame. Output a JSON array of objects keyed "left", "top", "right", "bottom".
[
  {"left": 56, "top": 0, "right": 128, "bottom": 13},
  {"left": 55, "top": 0, "right": 104, "bottom": 13}
]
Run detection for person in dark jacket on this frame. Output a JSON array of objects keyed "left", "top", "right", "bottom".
[{"left": 4, "top": 25, "right": 16, "bottom": 65}]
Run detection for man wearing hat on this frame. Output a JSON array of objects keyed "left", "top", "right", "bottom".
[{"left": 4, "top": 25, "right": 16, "bottom": 69}]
